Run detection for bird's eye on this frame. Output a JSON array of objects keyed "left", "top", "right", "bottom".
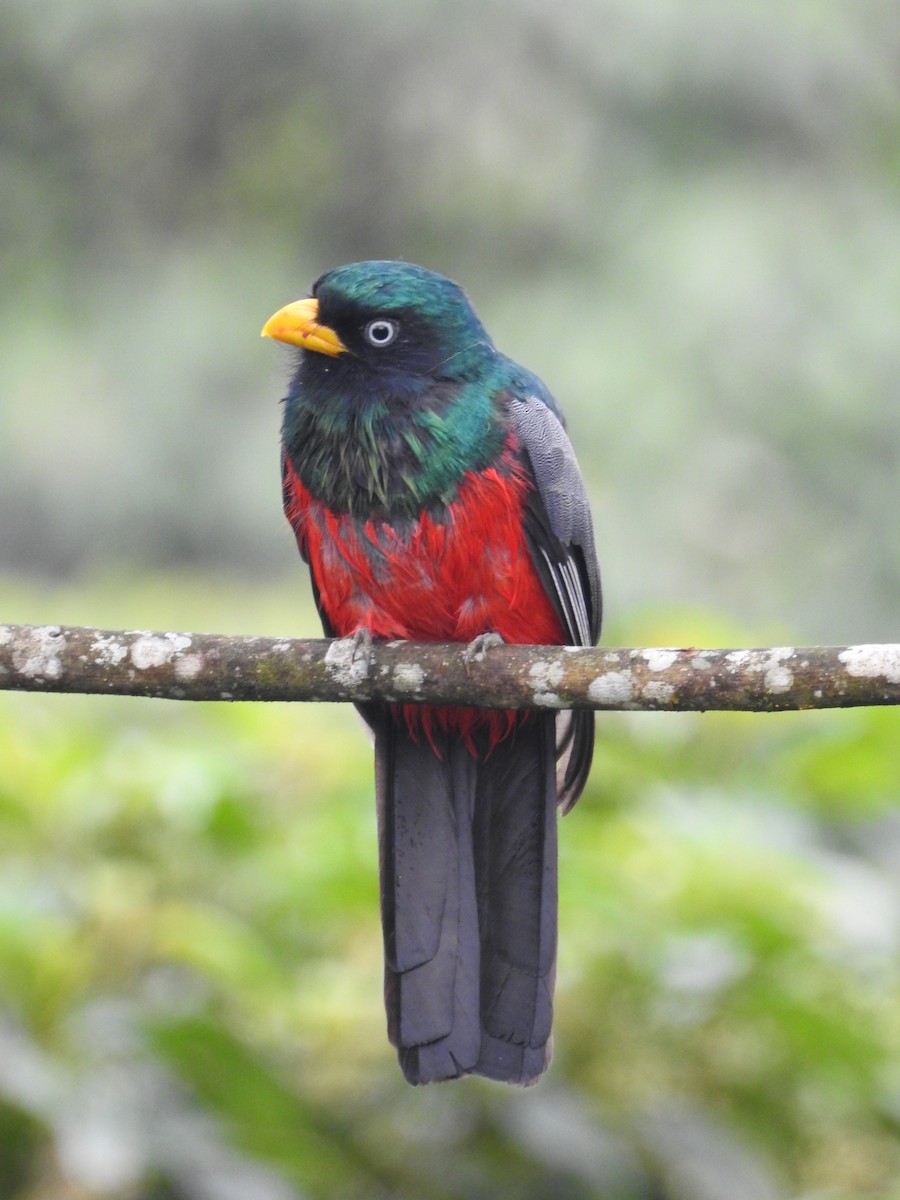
[{"left": 363, "top": 318, "right": 399, "bottom": 347}]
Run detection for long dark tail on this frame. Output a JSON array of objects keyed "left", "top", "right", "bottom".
[{"left": 373, "top": 712, "right": 558, "bottom": 1085}]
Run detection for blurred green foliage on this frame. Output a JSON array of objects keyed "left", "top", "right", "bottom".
[
  {"left": 2, "top": 1, "right": 899, "bottom": 1196},
  {"left": 2, "top": 580, "right": 900, "bottom": 1199}
]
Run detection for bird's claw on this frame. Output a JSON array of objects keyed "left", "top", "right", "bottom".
[
  {"left": 464, "top": 631, "right": 505, "bottom": 671},
  {"left": 324, "top": 629, "right": 375, "bottom": 685},
  {"left": 347, "top": 627, "right": 374, "bottom": 667}
]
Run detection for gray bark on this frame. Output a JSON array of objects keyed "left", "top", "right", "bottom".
[{"left": 2, "top": 624, "right": 899, "bottom": 711}]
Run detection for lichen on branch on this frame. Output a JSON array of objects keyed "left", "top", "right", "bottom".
[{"left": 1, "top": 624, "right": 899, "bottom": 712}]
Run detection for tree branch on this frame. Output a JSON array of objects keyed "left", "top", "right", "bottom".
[{"left": 1, "top": 623, "right": 899, "bottom": 711}]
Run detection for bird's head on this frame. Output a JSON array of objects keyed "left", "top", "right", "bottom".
[
  {"left": 264, "top": 261, "right": 510, "bottom": 517},
  {"left": 261, "top": 260, "right": 494, "bottom": 382}
]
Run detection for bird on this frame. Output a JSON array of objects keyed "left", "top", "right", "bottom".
[{"left": 262, "top": 261, "right": 600, "bottom": 1085}]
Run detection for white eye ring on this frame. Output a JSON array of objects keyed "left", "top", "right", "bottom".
[{"left": 363, "top": 318, "right": 399, "bottom": 347}]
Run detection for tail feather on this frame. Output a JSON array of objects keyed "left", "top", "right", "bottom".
[
  {"left": 473, "top": 715, "right": 557, "bottom": 1082},
  {"left": 374, "top": 712, "right": 558, "bottom": 1085},
  {"left": 376, "top": 718, "right": 481, "bottom": 1079}
]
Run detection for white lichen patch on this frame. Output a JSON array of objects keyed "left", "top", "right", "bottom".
[
  {"left": 643, "top": 680, "right": 675, "bottom": 704},
  {"left": 767, "top": 646, "right": 795, "bottom": 663},
  {"left": 528, "top": 660, "right": 565, "bottom": 708},
  {"left": 529, "top": 660, "right": 564, "bottom": 691},
  {"left": 393, "top": 662, "right": 425, "bottom": 693},
  {"left": 727, "top": 647, "right": 795, "bottom": 675},
  {"left": 588, "top": 670, "right": 635, "bottom": 706},
  {"left": 324, "top": 637, "right": 371, "bottom": 688},
  {"left": 642, "top": 648, "right": 679, "bottom": 672},
  {"left": 765, "top": 666, "right": 793, "bottom": 693},
  {"left": 759, "top": 648, "right": 795, "bottom": 693},
  {"left": 0, "top": 626, "right": 12, "bottom": 646},
  {"left": 174, "top": 653, "right": 204, "bottom": 681},
  {"left": 12, "top": 625, "right": 64, "bottom": 680},
  {"left": 725, "top": 650, "right": 752, "bottom": 669},
  {"left": 130, "top": 633, "right": 192, "bottom": 670},
  {"left": 91, "top": 634, "right": 128, "bottom": 667},
  {"left": 839, "top": 644, "right": 900, "bottom": 684}
]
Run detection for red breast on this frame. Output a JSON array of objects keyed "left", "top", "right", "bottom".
[{"left": 283, "top": 447, "right": 565, "bottom": 748}]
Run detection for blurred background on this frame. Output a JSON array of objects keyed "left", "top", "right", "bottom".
[{"left": 1, "top": 0, "right": 899, "bottom": 1196}]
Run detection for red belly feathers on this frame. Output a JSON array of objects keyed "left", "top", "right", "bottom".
[{"left": 283, "top": 444, "right": 564, "bottom": 748}]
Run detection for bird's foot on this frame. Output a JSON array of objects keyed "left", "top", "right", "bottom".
[
  {"left": 325, "top": 628, "right": 374, "bottom": 685},
  {"left": 348, "top": 627, "right": 373, "bottom": 663},
  {"left": 464, "top": 631, "right": 505, "bottom": 671}
]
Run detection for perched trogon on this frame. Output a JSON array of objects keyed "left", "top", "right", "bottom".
[{"left": 262, "top": 261, "right": 600, "bottom": 1085}]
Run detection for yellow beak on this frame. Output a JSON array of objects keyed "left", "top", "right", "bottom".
[{"left": 260, "top": 297, "right": 347, "bottom": 357}]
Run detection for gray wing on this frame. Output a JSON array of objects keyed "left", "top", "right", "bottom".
[
  {"left": 510, "top": 393, "right": 601, "bottom": 647},
  {"left": 509, "top": 393, "right": 602, "bottom": 811}
]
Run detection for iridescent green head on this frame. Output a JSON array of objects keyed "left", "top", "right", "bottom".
[
  {"left": 262, "top": 260, "right": 494, "bottom": 381},
  {"left": 263, "top": 261, "right": 514, "bottom": 518}
]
